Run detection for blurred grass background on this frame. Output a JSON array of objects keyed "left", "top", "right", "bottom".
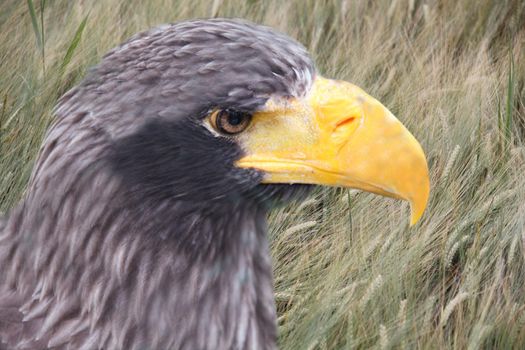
[{"left": 1, "top": 0, "right": 524, "bottom": 348}]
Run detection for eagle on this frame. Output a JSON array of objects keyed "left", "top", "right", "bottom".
[{"left": 0, "top": 19, "right": 429, "bottom": 350}]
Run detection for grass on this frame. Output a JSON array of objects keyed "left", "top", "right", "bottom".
[{"left": 1, "top": 0, "right": 524, "bottom": 348}]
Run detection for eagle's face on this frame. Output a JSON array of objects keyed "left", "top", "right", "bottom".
[
  {"left": 0, "top": 19, "right": 431, "bottom": 350},
  {"left": 57, "top": 19, "right": 429, "bottom": 223}
]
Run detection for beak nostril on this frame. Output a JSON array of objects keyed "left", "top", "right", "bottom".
[{"left": 336, "top": 116, "right": 356, "bottom": 129}]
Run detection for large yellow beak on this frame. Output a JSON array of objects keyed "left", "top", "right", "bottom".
[{"left": 236, "top": 77, "right": 430, "bottom": 225}]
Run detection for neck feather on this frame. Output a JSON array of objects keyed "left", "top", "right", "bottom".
[{"left": 1, "top": 161, "right": 277, "bottom": 350}]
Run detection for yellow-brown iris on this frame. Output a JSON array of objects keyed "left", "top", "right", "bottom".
[{"left": 209, "top": 109, "right": 252, "bottom": 135}]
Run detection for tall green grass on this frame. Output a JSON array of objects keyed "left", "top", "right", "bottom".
[{"left": 1, "top": 0, "right": 524, "bottom": 348}]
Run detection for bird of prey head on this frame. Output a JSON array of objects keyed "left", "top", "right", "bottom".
[{"left": 0, "top": 19, "right": 429, "bottom": 349}]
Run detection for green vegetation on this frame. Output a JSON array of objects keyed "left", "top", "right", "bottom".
[{"left": 1, "top": 0, "right": 524, "bottom": 348}]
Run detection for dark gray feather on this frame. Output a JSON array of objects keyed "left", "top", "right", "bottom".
[{"left": 0, "top": 18, "right": 315, "bottom": 349}]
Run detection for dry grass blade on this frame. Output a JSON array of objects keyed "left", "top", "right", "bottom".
[
  {"left": 60, "top": 15, "right": 88, "bottom": 74},
  {"left": 26, "top": 0, "right": 42, "bottom": 51}
]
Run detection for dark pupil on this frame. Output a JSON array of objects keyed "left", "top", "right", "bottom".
[{"left": 227, "top": 113, "right": 243, "bottom": 126}]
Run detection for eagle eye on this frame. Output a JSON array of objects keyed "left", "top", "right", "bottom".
[{"left": 210, "top": 109, "right": 252, "bottom": 135}]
